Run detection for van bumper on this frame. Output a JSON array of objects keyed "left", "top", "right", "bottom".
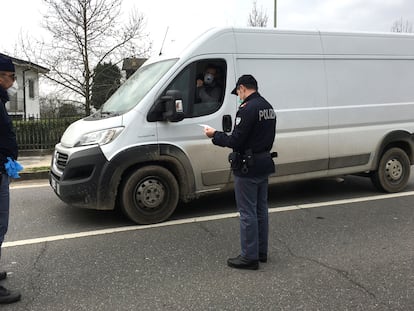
[{"left": 49, "top": 145, "right": 114, "bottom": 210}]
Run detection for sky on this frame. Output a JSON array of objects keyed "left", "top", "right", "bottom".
[{"left": 2, "top": 0, "right": 414, "bottom": 59}]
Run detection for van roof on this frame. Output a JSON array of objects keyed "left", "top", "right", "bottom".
[{"left": 144, "top": 27, "right": 414, "bottom": 66}]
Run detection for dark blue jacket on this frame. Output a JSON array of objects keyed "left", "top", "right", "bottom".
[
  {"left": 0, "top": 88, "right": 18, "bottom": 171},
  {"left": 212, "top": 92, "right": 276, "bottom": 177}
]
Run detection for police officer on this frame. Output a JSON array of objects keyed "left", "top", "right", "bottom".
[{"left": 204, "top": 74, "right": 276, "bottom": 270}]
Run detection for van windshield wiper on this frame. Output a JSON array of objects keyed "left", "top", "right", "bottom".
[{"left": 100, "top": 111, "right": 119, "bottom": 117}]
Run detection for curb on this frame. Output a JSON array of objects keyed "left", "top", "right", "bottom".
[
  {"left": 11, "top": 170, "right": 50, "bottom": 182},
  {"left": 19, "top": 149, "right": 53, "bottom": 157}
]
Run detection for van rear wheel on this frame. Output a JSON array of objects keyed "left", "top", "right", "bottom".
[
  {"left": 121, "top": 166, "right": 179, "bottom": 224},
  {"left": 371, "top": 147, "right": 410, "bottom": 193}
]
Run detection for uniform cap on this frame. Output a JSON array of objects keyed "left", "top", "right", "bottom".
[
  {"left": 231, "top": 74, "right": 258, "bottom": 95},
  {"left": 0, "top": 55, "right": 15, "bottom": 72}
]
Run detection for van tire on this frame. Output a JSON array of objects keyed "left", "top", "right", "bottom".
[
  {"left": 371, "top": 147, "right": 410, "bottom": 193},
  {"left": 121, "top": 166, "right": 179, "bottom": 224}
]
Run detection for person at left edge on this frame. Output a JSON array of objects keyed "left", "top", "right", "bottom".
[{"left": 0, "top": 55, "right": 21, "bottom": 304}]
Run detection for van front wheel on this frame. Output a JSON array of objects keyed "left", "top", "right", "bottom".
[
  {"left": 371, "top": 147, "right": 410, "bottom": 193},
  {"left": 121, "top": 166, "right": 179, "bottom": 224}
]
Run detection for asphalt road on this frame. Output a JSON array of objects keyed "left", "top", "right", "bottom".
[{"left": 1, "top": 175, "right": 414, "bottom": 310}]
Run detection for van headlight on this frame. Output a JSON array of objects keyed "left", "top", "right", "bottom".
[{"left": 76, "top": 127, "right": 124, "bottom": 146}]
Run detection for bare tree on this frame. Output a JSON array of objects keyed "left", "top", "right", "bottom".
[
  {"left": 391, "top": 17, "right": 413, "bottom": 33},
  {"left": 22, "top": 0, "right": 151, "bottom": 115},
  {"left": 248, "top": 1, "right": 268, "bottom": 27}
]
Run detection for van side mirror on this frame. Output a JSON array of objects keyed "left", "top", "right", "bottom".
[
  {"left": 147, "top": 90, "right": 185, "bottom": 122},
  {"left": 163, "top": 90, "right": 185, "bottom": 122},
  {"left": 222, "top": 115, "right": 232, "bottom": 132}
]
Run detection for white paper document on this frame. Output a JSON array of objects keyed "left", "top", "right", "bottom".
[{"left": 198, "top": 124, "right": 211, "bottom": 128}]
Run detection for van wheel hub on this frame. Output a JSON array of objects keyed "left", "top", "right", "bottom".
[
  {"left": 135, "top": 179, "right": 165, "bottom": 209},
  {"left": 385, "top": 159, "right": 403, "bottom": 181}
]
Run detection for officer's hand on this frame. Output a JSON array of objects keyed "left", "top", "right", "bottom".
[
  {"left": 196, "top": 79, "right": 203, "bottom": 87},
  {"left": 204, "top": 126, "right": 216, "bottom": 138}
]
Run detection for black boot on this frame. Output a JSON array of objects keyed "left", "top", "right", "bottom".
[
  {"left": 259, "top": 253, "right": 267, "bottom": 263},
  {"left": 0, "top": 285, "right": 21, "bottom": 304},
  {"left": 227, "top": 255, "right": 259, "bottom": 270},
  {"left": 0, "top": 271, "right": 6, "bottom": 281}
]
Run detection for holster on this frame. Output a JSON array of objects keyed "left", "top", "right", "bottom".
[
  {"left": 228, "top": 149, "right": 255, "bottom": 174},
  {"left": 228, "top": 152, "right": 242, "bottom": 170}
]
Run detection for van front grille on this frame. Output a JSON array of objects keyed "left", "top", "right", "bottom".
[{"left": 55, "top": 152, "right": 68, "bottom": 171}]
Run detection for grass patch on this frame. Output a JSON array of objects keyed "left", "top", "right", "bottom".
[{"left": 22, "top": 166, "right": 50, "bottom": 173}]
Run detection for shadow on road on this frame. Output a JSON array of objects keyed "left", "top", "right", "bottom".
[
  {"left": 170, "top": 174, "right": 382, "bottom": 220},
  {"left": 38, "top": 174, "right": 410, "bottom": 232}
]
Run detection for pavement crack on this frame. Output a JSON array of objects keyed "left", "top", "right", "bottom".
[
  {"left": 23, "top": 242, "right": 48, "bottom": 310},
  {"left": 33, "top": 242, "right": 47, "bottom": 275},
  {"left": 198, "top": 222, "right": 216, "bottom": 236},
  {"left": 277, "top": 237, "right": 378, "bottom": 300}
]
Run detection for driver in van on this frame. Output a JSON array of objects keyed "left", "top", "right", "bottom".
[{"left": 196, "top": 64, "right": 222, "bottom": 103}]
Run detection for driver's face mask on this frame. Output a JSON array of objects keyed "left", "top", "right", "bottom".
[{"left": 204, "top": 73, "right": 214, "bottom": 85}]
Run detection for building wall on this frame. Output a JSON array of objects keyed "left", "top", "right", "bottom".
[
  {"left": 5, "top": 67, "right": 22, "bottom": 114},
  {"left": 6, "top": 66, "right": 41, "bottom": 118},
  {"left": 24, "top": 70, "right": 40, "bottom": 117}
]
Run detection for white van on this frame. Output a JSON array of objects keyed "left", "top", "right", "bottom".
[{"left": 50, "top": 27, "right": 414, "bottom": 224}]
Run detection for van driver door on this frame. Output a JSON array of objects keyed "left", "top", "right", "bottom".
[{"left": 154, "top": 57, "right": 238, "bottom": 193}]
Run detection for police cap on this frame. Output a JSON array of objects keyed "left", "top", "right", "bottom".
[{"left": 231, "top": 74, "right": 258, "bottom": 95}]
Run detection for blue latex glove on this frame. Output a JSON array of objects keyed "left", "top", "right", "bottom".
[{"left": 4, "top": 157, "right": 24, "bottom": 178}]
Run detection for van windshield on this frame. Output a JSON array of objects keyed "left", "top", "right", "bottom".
[{"left": 99, "top": 59, "right": 177, "bottom": 115}]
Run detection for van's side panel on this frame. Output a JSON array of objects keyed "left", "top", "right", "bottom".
[
  {"left": 321, "top": 33, "right": 414, "bottom": 175},
  {"left": 233, "top": 31, "right": 330, "bottom": 182}
]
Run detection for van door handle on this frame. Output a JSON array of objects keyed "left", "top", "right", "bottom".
[{"left": 222, "top": 115, "right": 232, "bottom": 132}]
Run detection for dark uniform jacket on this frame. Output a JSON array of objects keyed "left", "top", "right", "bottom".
[
  {"left": 212, "top": 92, "right": 276, "bottom": 177},
  {"left": 0, "top": 88, "right": 18, "bottom": 172}
]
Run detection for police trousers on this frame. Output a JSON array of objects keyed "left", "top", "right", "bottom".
[
  {"left": 0, "top": 174, "right": 10, "bottom": 259},
  {"left": 234, "top": 174, "right": 269, "bottom": 260}
]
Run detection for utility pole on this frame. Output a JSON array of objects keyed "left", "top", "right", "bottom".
[{"left": 274, "top": 0, "right": 277, "bottom": 28}]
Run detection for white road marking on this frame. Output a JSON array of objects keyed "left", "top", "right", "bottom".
[
  {"left": 2, "top": 214, "right": 239, "bottom": 248},
  {"left": 4, "top": 186, "right": 414, "bottom": 249},
  {"left": 10, "top": 182, "right": 49, "bottom": 189},
  {"left": 272, "top": 190, "right": 414, "bottom": 211}
]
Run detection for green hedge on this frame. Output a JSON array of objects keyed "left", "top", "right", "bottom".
[{"left": 13, "top": 117, "right": 81, "bottom": 150}]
